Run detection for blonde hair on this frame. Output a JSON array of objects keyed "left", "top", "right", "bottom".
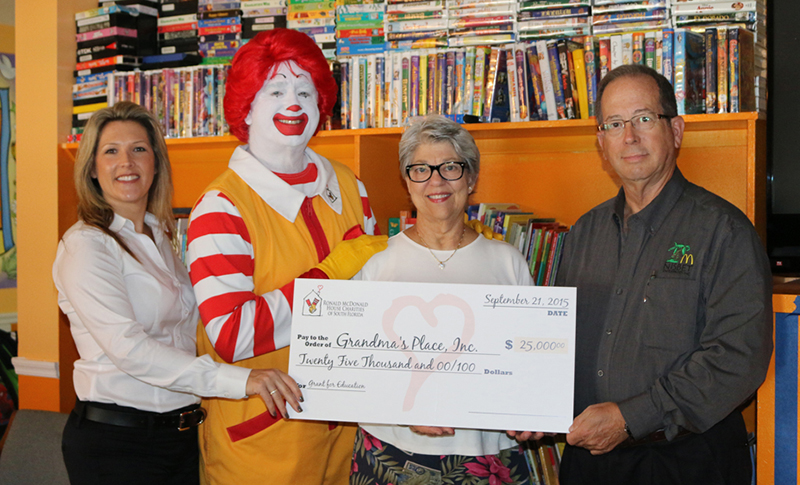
[{"left": 74, "top": 102, "right": 174, "bottom": 256}]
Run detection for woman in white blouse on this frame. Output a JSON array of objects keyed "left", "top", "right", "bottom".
[{"left": 53, "top": 102, "right": 303, "bottom": 485}]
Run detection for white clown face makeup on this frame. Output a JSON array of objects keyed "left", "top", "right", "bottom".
[{"left": 246, "top": 61, "right": 320, "bottom": 150}]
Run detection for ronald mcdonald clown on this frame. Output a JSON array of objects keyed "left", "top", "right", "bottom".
[{"left": 186, "top": 29, "right": 387, "bottom": 484}]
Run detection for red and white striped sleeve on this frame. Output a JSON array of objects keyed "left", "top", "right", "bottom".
[
  {"left": 187, "top": 191, "right": 294, "bottom": 363},
  {"left": 358, "top": 179, "right": 380, "bottom": 236}
]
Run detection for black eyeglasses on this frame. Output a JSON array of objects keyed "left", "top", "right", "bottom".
[{"left": 405, "top": 162, "right": 467, "bottom": 183}]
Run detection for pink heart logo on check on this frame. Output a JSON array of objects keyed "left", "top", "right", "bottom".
[{"left": 381, "top": 294, "right": 475, "bottom": 412}]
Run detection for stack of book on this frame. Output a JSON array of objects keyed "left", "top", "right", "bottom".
[
  {"left": 522, "top": 437, "right": 566, "bottom": 485},
  {"left": 109, "top": 65, "right": 230, "bottom": 138},
  {"left": 672, "top": 0, "right": 767, "bottom": 113},
  {"left": 700, "top": 25, "right": 755, "bottom": 114},
  {"left": 518, "top": 1, "right": 591, "bottom": 42},
  {"left": 198, "top": 4, "right": 243, "bottom": 63},
  {"left": 592, "top": 0, "right": 670, "bottom": 36},
  {"left": 71, "top": 1, "right": 158, "bottom": 141},
  {"left": 465, "top": 202, "right": 569, "bottom": 286},
  {"left": 336, "top": 1, "right": 386, "bottom": 56},
  {"left": 153, "top": 0, "right": 201, "bottom": 67},
  {"left": 447, "top": 0, "right": 516, "bottom": 47},
  {"left": 241, "top": 0, "right": 288, "bottom": 44},
  {"left": 288, "top": 0, "right": 337, "bottom": 58},
  {"left": 385, "top": 0, "right": 448, "bottom": 51}
]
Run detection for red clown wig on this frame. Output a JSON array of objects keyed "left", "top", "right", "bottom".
[{"left": 224, "top": 29, "right": 338, "bottom": 143}]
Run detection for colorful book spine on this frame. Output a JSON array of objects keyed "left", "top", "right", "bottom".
[
  {"left": 717, "top": 27, "right": 728, "bottom": 114},
  {"left": 732, "top": 27, "right": 755, "bottom": 112},
  {"left": 464, "top": 47, "right": 475, "bottom": 116},
  {"left": 401, "top": 52, "right": 409, "bottom": 125},
  {"left": 437, "top": 51, "right": 447, "bottom": 115},
  {"left": 632, "top": 32, "right": 644, "bottom": 65},
  {"left": 376, "top": 55, "right": 385, "bottom": 128},
  {"left": 598, "top": 37, "right": 611, "bottom": 79},
  {"left": 705, "top": 28, "right": 717, "bottom": 114},
  {"left": 455, "top": 50, "right": 466, "bottom": 115},
  {"left": 359, "top": 57, "right": 368, "bottom": 128},
  {"left": 473, "top": 47, "right": 488, "bottom": 117},
  {"left": 621, "top": 33, "right": 633, "bottom": 66},
  {"left": 445, "top": 51, "right": 456, "bottom": 115},
  {"left": 483, "top": 47, "right": 500, "bottom": 122},
  {"left": 506, "top": 49, "right": 520, "bottom": 122},
  {"left": 565, "top": 41, "right": 581, "bottom": 119},
  {"left": 429, "top": 52, "right": 438, "bottom": 118},
  {"left": 515, "top": 46, "right": 530, "bottom": 122},
  {"left": 366, "top": 55, "right": 376, "bottom": 127},
  {"left": 552, "top": 40, "right": 571, "bottom": 119},
  {"left": 526, "top": 44, "right": 546, "bottom": 120},
  {"left": 655, "top": 30, "right": 664, "bottom": 76},
  {"left": 410, "top": 54, "right": 420, "bottom": 118},
  {"left": 419, "top": 52, "right": 428, "bottom": 116},
  {"left": 340, "top": 60, "right": 350, "bottom": 129},
  {"left": 662, "top": 29, "right": 674, "bottom": 85},
  {"left": 583, "top": 36, "right": 597, "bottom": 118},
  {"left": 644, "top": 32, "right": 656, "bottom": 70},
  {"left": 490, "top": 49, "right": 510, "bottom": 122},
  {"left": 572, "top": 47, "right": 589, "bottom": 120},
  {"left": 728, "top": 28, "right": 740, "bottom": 113},
  {"left": 536, "top": 40, "right": 558, "bottom": 121}
]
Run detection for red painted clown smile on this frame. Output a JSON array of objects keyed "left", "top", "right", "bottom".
[{"left": 273, "top": 112, "right": 309, "bottom": 136}]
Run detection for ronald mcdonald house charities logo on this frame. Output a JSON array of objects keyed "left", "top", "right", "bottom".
[{"left": 303, "top": 289, "right": 323, "bottom": 316}]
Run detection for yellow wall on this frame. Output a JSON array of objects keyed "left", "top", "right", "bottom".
[
  {"left": 16, "top": 0, "right": 95, "bottom": 411},
  {"left": 0, "top": 24, "right": 15, "bottom": 315}
]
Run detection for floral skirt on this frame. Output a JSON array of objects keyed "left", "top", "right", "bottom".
[{"left": 350, "top": 427, "right": 532, "bottom": 485}]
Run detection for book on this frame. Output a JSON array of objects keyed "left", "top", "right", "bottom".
[
  {"left": 483, "top": 47, "right": 501, "bottom": 122},
  {"left": 546, "top": 40, "right": 567, "bottom": 119},
  {"left": 729, "top": 26, "right": 755, "bottom": 112},
  {"left": 526, "top": 44, "right": 546, "bottom": 120},
  {"left": 632, "top": 32, "right": 644, "bottom": 65},
  {"left": 644, "top": 31, "right": 656, "bottom": 70},
  {"left": 673, "top": 28, "right": 706, "bottom": 115},
  {"left": 584, "top": 36, "right": 597, "bottom": 118},
  {"left": 515, "top": 46, "right": 530, "bottom": 122},
  {"left": 717, "top": 27, "right": 729, "bottom": 114},
  {"left": 536, "top": 40, "right": 558, "bottom": 121},
  {"left": 705, "top": 28, "right": 718, "bottom": 114},
  {"left": 506, "top": 48, "right": 520, "bottom": 122},
  {"left": 572, "top": 46, "right": 589, "bottom": 120},
  {"left": 489, "top": 49, "right": 511, "bottom": 122},
  {"left": 598, "top": 37, "right": 611, "bottom": 79}
]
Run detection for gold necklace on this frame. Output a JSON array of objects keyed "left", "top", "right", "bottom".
[{"left": 416, "top": 226, "right": 466, "bottom": 270}]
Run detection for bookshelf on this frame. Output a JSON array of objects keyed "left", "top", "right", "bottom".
[{"left": 60, "top": 112, "right": 766, "bottom": 239}]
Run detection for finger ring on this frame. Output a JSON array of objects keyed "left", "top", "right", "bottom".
[{"left": 269, "top": 389, "right": 278, "bottom": 395}]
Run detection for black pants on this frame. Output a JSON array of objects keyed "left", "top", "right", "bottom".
[
  {"left": 62, "top": 402, "right": 200, "bottom": 485},
  {"left": 560, "top": 412, "right": 751, "bottom": 485}
]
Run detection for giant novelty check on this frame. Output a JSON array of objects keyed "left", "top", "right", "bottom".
[{"left": 287, "top": 279, "right": 576, "bottom": 432}]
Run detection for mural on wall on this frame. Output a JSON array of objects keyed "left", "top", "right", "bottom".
[{"left": 0, "top": 53, "right": 15, "bottom": 289}]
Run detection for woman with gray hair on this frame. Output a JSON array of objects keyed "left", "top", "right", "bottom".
[
  {"left": 53, "top": 102, "right": 303, "bottom": 484},
  {"left": 349, "top": 115, "right": 534, "bottom": 485}
]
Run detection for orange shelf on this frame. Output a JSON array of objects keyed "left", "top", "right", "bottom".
[{"left": 60, "top": 112, "right": 765, "bottom": 237}]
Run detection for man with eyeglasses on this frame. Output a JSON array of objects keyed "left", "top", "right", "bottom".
[{"left": 553, "top": 65, "right": 772, "bottom": 484}]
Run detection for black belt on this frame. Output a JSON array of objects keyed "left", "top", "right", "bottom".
[
  {"left": 75, "top": 400, "right": 206, "bottom": 431},
  {"left": 617, "top": 428, "right": 693, "bottom": 449}
]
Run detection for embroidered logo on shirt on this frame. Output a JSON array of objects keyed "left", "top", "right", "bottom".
[
  {"left": 324, "top": 186, "right": 338, "bottom": 204},
  {"left": 663, "top": 243, "right": 694, "bottom": 275},
  {"left": 303, "top": 290, "right": 323, "bottom": 316}
]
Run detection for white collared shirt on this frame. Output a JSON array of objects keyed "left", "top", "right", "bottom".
[{"left": 53, "top": 213, "right": 250, "bottom": 413}]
